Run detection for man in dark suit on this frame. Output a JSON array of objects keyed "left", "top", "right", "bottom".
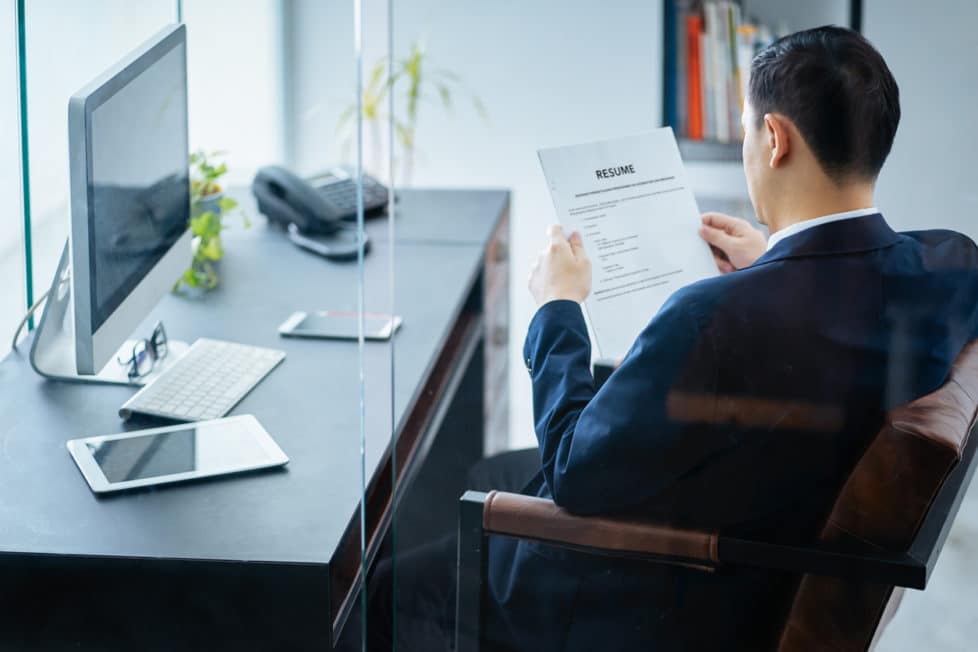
[
  {"left": 358, "top": 26, "right": 978, "bottom": 651},
  {"left": 501, "top": 25, "right": 978, "bottom": 651}
]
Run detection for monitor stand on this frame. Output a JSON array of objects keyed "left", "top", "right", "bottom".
[{"left": 29, "top": 242, "right": 189, "bottom": 386}]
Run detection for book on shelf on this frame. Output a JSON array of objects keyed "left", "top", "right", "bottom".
[
  {"left": 685, "top": 14, "right": 704, "bottom": 140},
  {"left": 675, "top": 2, "right": 688, "bottom": 137},
  {"left": 664, "top": 0, "right": 776, "bottom": 146}
]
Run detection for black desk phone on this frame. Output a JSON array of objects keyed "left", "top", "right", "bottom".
[{"left": 251, "top": 165, "right": 388, "bottom": 261}]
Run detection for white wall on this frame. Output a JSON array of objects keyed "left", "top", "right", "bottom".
[
  {"left": 286, "top": 0, "right": 354, "bottom": 175},
  {"left": 865, "top": 0, "right": 978, "bottom": 243},
  {"left": 182, "top": 0, "right": 285, "bottom": 184},
  {"left": 286, "top": 0, "right": 389, "bottom": 176},
  {"left": 744, "top": 0, "right": 850, "bottom": 34}
]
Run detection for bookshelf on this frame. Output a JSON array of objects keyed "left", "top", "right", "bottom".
[{"left": 663, "top": 0, "right": 864, "bottom": 162}]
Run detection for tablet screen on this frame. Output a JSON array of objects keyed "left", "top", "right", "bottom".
[{"left": 86, "top": 425, "right": 270, "bottom": 484}]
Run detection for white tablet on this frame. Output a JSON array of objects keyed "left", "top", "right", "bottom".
[{"left": 67, "top": 415, "right": 288, "bottom": 494}]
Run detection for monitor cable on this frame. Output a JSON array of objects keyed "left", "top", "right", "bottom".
[{"left": 10, "top": 285, "right": 53, "bottom": 353}]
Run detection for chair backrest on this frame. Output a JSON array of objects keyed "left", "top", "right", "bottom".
[{"left": 778, "top": 341, "right": 978, "bottom": 652}]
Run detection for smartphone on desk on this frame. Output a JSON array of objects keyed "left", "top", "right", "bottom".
[{"left": 278, "top": 311, "right": 402, "bottom": 341}]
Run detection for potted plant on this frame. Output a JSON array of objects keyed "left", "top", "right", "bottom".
[{"left": 175, "top": 150, "right": 249, "bottom": 292}]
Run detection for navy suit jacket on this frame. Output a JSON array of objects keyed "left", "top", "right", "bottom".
[{"left": 486, "top": 214, "right": 978, "bottom": 651}]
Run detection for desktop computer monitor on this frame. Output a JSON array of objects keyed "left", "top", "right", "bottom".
[
  {"left": 30, "top": 23, "right": 283, "bottom": 416},
  {"left": 67, "top": 24, "right": 190, "bottom": 375}
]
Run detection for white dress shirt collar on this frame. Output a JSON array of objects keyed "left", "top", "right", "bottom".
[{"left": 766, "top": 207, "right": 880, "bottom": 252}]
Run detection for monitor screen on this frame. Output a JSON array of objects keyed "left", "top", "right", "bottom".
[{"left": 87, "top": 43, "right": 188, "bottom": 332}]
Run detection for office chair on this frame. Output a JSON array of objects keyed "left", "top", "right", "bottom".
[{"left": 457, "top": 341, "right": 978, "bottom": 651}]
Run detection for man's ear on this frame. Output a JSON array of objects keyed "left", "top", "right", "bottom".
[{"left": 763, "top": 113, "right": 791, "bottom": 169}]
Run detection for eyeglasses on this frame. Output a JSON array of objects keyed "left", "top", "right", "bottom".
[{"left": 117, "top": 321, "right": 168, "bottom": 380}]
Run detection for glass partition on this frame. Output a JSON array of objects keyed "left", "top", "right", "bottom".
[
  {"left": 273, "top": 0, "right": 396, "bottom": 649},
  {"left": 6, "top": 1, "right": 978, "bottom": 650},
  {"left": 350, "top": 0, "right": 397, "bottom": 649},
  {"left": 385, "top": 2, "right": 670, "bottom": 645},
  {"left": 1, "top": 0, "right": 26, "bottom": 351},
  {"left": 5, "top": 2, "right": 383, "bottom": 649},
  {"left": 374, "top": 1, "right": 978, "bottom": 651},
  {"left": 22, "top": 0, "right": 175, "bottom": 305}
]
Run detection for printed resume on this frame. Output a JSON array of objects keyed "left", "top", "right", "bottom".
[{"left": 538, "top": 128, "right": 718, "bottom": 359}]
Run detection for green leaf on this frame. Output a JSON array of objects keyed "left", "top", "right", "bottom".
[
  {"left": 190, "top": 212, "right": 211, "bottom": 236},
  {"left": 189, "top": 150, "right": 230, "bottom": 195},
  {"left": 472, "top": 95, "right": 490, "bottom": 123},
  {"left": 384, "top": 69, "right": 402, "bottom": 90},
  {"left": 436, "top": 83, "right": 453, "bottom": 112},
  {"left": 218, "top": 196, "right": 238, "bottom": 212},
  {"left": 368, "top": 59, "right": 387, "bottom": 91},
  {"left": 394, "top": 121, "right": 414, "bottom": 148},
  {"left": 183, "top": 267, "right": 199, "bottom": 288},
  {"left": 336, "top": 105, "right": 357, "bottom": 132},
  {"left": 199, "top": 238, "right": 223, "bottom": 261},
  {"left": 193, "top": 211, "right": 223, "bottom": 240}
]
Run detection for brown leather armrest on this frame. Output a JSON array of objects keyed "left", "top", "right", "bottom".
[{"left": 482, "top": 491, "right": 719, "bottom": 569}]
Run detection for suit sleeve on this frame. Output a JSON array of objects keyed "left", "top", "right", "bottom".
[{"left": 523, "top": 291, "right": 729, "bottom": 515}]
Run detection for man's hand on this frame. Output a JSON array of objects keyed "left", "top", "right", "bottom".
[
  {"left": 699, "top": 212, "right": 768, "bottom": 273},
  {"left": 528, "top": 225, "right": 592, "bottom": 306}
]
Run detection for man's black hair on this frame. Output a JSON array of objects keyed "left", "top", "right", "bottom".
[{"left": 748, "top": 25, "right": 900, "bottom": 182}]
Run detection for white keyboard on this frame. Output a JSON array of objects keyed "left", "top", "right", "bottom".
[{"left": 119, "top": 338, "right": 286, "bottom": 421}]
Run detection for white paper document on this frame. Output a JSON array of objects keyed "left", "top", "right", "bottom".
[{"left": 538, "top": 128, "right": 718, "bottom": 359}]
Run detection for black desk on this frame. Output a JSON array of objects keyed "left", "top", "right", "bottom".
[{"left": 0, "top": 189, "right": 510, "bottom": 650}]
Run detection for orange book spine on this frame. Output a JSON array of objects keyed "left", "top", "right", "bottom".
[{"left": 686, "top": 15, "right": 704, "bottom": 140}]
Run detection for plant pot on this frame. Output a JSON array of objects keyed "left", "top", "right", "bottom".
[{"left": 196, "top": 192, "right": 224, "bottom": 217}]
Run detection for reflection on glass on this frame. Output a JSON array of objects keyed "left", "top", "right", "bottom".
[
  {"left": 89, "top": 428, "right": 196, "bottom": 482},
  {"left": 4, "top": 2, "right": 29, "bottom": 342}
]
